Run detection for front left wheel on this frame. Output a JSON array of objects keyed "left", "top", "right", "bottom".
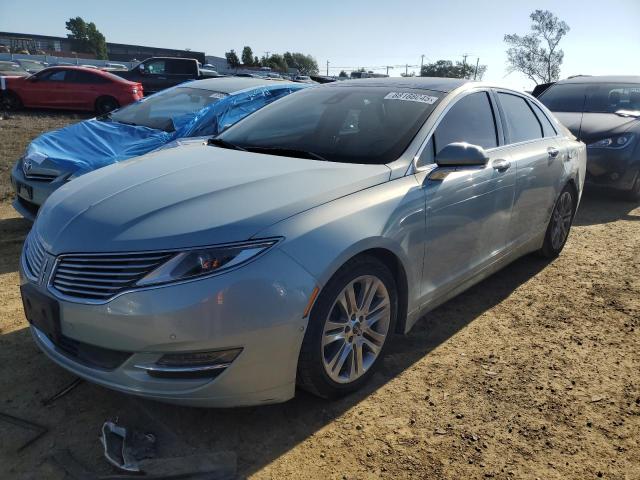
[{"left": 297, "top": 256, "right": 398, "bottom": 399}]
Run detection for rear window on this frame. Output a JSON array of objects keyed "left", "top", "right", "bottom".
[
  {"left": 584, "top": 84, "right": 640, "bottom": 113},
  {"left": 218, "top": 86, "right": 442, "bottom": 164},
  {"left": 538, "top": 84, "right": 587, "bottom": 112}
]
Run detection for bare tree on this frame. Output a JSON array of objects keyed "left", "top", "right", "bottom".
[{"left": 504, "top": 10, "right": 570, "bottom": 84}]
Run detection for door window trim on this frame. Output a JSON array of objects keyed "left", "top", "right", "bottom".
[
  {"left": 413, "top": 87, "right": 504, "bottom": 172},
  {"left": 493, "top": 89, "right": 561, "bottom": 147}
]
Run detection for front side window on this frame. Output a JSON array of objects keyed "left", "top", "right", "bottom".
[
  {"left": 538, "top": 83, "right": 586, "bottom": 112},
  {"left": 107, "top": 86, "right": 226, "bottom": 131},
  {"left": 218, "top": 87, "right": 442, "bottom": 164},
  {"left": 432, "top": 92, "right": 498, "bottom": 155},
  {"left": 39, "top": 70, "right": 68, "bottom": 82},
  {"left": 498, "top": 92, "right": 543, "bottom": 144}
]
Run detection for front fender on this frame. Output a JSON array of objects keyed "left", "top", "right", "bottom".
[{"left": 254, "top": 175, "right": 427, "bottom": 316}]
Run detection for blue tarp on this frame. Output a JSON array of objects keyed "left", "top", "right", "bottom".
[{"left": 25, "top": 82, "right": 309, "bottom": 175}]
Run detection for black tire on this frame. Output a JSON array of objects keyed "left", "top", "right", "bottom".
[
  {"left": 95, "top": 96, "right": 119, "bottom": 114},
  {"left": 1, "top": 90, "right": 22, "bottom": 110},
  {"left": 538, "top": 184, "right": 577, "bottom": 258},
  {"left": 297, "top": 255, "right": 397, "bottom": 399},
  {"left": 623, "top": 172, "right": 640, "bottom": 202}
]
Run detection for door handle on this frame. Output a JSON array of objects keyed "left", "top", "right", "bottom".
[
  {"left": 548, "top": 147, "right": 560, "bottom": 159},
  {"left": 492, "top": 159, "right": 511, "bottom": 171}
]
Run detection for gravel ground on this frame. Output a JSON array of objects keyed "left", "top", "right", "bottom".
[{"left": 0, "top": 112, "right": 638, "bottom": 479}]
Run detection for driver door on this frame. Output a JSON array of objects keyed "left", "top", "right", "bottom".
[{"left": 416, "top": 90, "right": 515, "bottom": 306}]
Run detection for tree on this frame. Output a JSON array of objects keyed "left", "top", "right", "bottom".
[
  {"left": 241, "top": 46, "right": 254, "bottom": 66},
  {"left": 263, "top": 53, "right": 288, "bottom": 73},
  {"left": 504, "top": 9, "right": 570, "bottom": 84},
  {"left": 339, "top": 70, "right": 348, "bottom": 78},
  {"left": 65, "top": 17, "right": 107, "bottom": 59},
  {"left": 225, "top": 49, "right": 240, "bottom": 69},
  {"left": 420, "top": 59, "right": 487, "bottom": 79},
  {"left": 282, "top": 52, "right": 319, "bottom": 75},
  {"left": 253, "top": 56, "right": 260, "bottom": 66}
]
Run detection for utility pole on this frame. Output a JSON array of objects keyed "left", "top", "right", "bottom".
[
  {"left": 420, "top": 54, "right": 425, "bottom": 73},
  {"left": 405, "top": 64, "right": 408, "bottom": 76},
  {"left": 474, "top": 57, "right": 480, "bottom": 80},
  {"left": 386, "top": 65, "right": 394, "bottom": 76},
  {"left": 326, "top": 60, "right": 329, "bottom": 76},
  {"left": 264, "top": 51, "right": 271, "bottom": 59}
]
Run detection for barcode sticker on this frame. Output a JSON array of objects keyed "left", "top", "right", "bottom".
[{"left": 384, "top": 92, "right": 439, "bottom": 104}]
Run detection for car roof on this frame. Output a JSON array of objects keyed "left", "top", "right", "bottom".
[
  {"left": 556, "top": 75, "right": 640, "bottom": 85},
  {"left": 183, "top": 77, "right": 298, "bottom": 94},
  {"left": 325, "top": 77, "right": 472, "bottom": 93}
]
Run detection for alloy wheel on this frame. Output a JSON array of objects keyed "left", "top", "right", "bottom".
[
  {"left": 321, "top": 275, "right": 391, "bottom": 384},
  {"left": 550, "top": 191, "right": 573, "bottom": 250}
]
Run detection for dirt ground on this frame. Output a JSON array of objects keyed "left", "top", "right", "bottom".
[{"left": 0, "top": 112, "right": 638, "bottom": 479}]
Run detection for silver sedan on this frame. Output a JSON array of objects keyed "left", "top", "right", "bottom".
[{"left": 20, "top": 78, "right": 586, "bottom": 406}]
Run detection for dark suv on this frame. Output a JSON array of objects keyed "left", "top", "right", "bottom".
[{"left": 538, "top": 76, "right": 640, "bottom": 200}]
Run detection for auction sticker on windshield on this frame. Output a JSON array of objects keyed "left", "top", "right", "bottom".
[{"left": 384, "top": 92, "right": 439, "bottom": 104}]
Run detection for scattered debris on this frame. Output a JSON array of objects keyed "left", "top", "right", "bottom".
[
  {"left": 590, "top": 395, "right": 605, "bottom": 403},
  {"left": 42, "top": 377, "right": 84, "bottom": 406},
  {"left": 101, "top": 421, "right": 156, "bottom": 472},
  {"left": 0, "top": 411, "right": 48, "bottom": 452}
]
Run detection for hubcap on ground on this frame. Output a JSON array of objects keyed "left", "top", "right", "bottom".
[
  {"left": 321, "top": 275, "right": 391, "bottom": 384},
  {"left": 551, "top": 191, "right": 573, "bottom": 250}
]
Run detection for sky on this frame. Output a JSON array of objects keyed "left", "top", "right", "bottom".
[{"left": 1, "top": 0, "right": 639, "bottom": 90}]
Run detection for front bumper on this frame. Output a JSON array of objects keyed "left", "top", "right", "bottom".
[
  {"left": 10, "top": 160, "right": 69, "bottom": 220},
  {"left": 585, "top": 146, "right": 639, "bottom": 191},
  {"left": 21, "top": 247, "right": 318, "bottom": 407}
]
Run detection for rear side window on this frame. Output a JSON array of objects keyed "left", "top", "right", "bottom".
[
  {"left": 530, "top": 102, "right": 557, "bottom": 137},
  {"left": 584, "top": 84, "right": 640, "bottom": 113},
  {"left": 498, "top": 93, "right": 542, "bottom": 144},
  {"left": 538, "top": 84, "right": 586, "bottom": 112},
  {"left": 166, "top": 60, "right": 195, "bottom": 75},
  {"left": 432, "top": 92, "right": 498, "bottom": 154}
]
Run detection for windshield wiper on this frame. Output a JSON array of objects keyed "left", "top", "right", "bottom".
[
  {"left": 244, "top": 146, "right": 327, "bottom": 161},
  {"left": 207, "top": 138, "right": 247, "bottom": 151}
]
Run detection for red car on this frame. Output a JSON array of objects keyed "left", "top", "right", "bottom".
[{"left": 0, "top": 66, "right": 143, "bottom": 114}]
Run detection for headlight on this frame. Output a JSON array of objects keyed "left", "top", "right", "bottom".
[
  {"left": 588, "top": 134, "right": 635, "bottom": 149},
  {"left": 136, "top": 239, "right": 279, "bottom": 287}
]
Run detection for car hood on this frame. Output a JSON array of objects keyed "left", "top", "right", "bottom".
[
  {"left": 36, "top": 143, "right": 391, "bottom": 254},
  {"left": 577, "top": 113, "right": 639, "bottom": 144},
  {"left": 25, "top": 119, "right": 172, "bottom": 177},
  {"left": 553, "top": 111, "right": 639, "bottom": 142}
]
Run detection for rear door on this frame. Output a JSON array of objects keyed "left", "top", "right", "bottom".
[
  {"left": 495, "top": 91, "right": 565, "bottom": 247},
  {"left": 165, "top": 59, "right": 197, "bottom": 85},
  {"left": 72, "top": 70, "right": 112, "bottom": 110},
  {"left": 417, "top": 89, "right": 516, "bottom": 303}
]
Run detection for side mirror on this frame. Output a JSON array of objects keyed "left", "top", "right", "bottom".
[{"left": 435, "top": 142, "right": 489, "bottom": 167}]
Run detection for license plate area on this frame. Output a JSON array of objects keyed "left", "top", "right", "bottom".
[{"left": 21, "top": 284, "right": 61, "bottom": 343}]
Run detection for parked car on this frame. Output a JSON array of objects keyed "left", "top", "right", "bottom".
[
  {"left": 20, "top": 78, "right": 585, "bottom": 407},
  {"left": 115, "top": 57, "right": 221, "bottom": 95},
  {"left": 294, "top": 75, "right": 315, "bottom": 84},
  {"left": 15, "top": 59, "right": 48, "bottom": 73},
  {"left": 0, "top": 66, "right": 142, "bottom": 114},
  {"left": 0, "top": 61, "right": 29, "bottom": 76},
  {"left": 103, "top": 62, "right": 128, "bottom": 71},
  {"left": 10, "top": 77, "right": 308, "bottom": 219},
  {"left": 538, "top": 75, "right": 640, "bottom": 200}
]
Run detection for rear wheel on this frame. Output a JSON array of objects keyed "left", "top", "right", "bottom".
[
  {"left": 297, "top": 256, "right": 397, "bottom": 399},
  {"left": 538, "top": 185, "right": 577, "bottom": 258},
  {"left": 1, "top": 90, "right": 22, "bottom": 110},
  {"left": 95, "top": 96, "right": 119, "bottom": 114}
]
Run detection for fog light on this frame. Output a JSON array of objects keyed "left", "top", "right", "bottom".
[
  {"left": 135, "top": 348, "right": 242, "bottom": 379},
  {"left": 157, "top": 348, "right": 242, "bottom": 367}
]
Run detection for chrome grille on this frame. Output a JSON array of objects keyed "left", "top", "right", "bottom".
[
  {"left": 23, "top": 232, "right": 47, "bottom": 280},
  {"left": 51, "top": 252, "right": 174, "bottom": 301},
  {"left": 24, "top": 172, "right": 58, "bottom": 182}
]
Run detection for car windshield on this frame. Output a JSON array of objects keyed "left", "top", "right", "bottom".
[
  {"left": 108, "top": 86, "right": 228, "bottom": 131},
  {"left": 217, "top": 86, "right": 442, "bottom": 164},
  {"left": 584, "top": 83, "right": 640, "bottom": 113}
]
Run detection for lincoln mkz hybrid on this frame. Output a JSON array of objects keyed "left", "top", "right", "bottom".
[{"left": 20, "top": 78, "right": 586, "bottom": 407}]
